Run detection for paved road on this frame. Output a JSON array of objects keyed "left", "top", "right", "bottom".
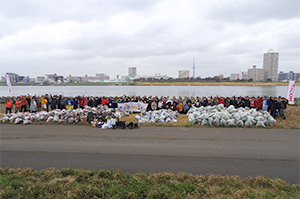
[{"left": 1, "top": 124, "right": 299, "bottom": 184}]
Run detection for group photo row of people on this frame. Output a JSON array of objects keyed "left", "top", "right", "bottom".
[{"left": 5, "top": 94, "right": 289, "bottom": 119}]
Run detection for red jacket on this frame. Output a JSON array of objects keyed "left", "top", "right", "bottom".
[
  {"left": 21, "top": 98, "right": 27, "bottom": 105},
  {"left": 217, "top": 97, "right": 225, "bottom": 105},
  {"left": 101, "top": 98, "right": 108, "bottom": 105},
  {"left": 255, "top": 99, "right": 262, "bottom": 108},
  {"left": 80, "top": 97, "right": 86, "bottom": 107}
]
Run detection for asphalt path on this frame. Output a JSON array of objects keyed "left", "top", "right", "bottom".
[{"left": 1, "top": 124, "right": 299, "bottom": 184}]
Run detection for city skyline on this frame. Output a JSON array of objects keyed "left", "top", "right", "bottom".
[{"left": 0, "top": 1, "right": 299, "bottom": 78}]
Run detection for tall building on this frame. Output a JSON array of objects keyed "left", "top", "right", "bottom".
[
  {"left": 178, "top": 70, "right": 189, "bottom": 78},
  {"left": 248, "top": 65, "right": 264, "bottom": 82},
  {"left": 5, "top": 72, "right": 19, "bottom": 83},
  {"left": 128, "top": 67, "right": 137, "bottom": 76},
  {"left": 263, "top": 49, "right": 279, "bottom": 81},
  {"left": 295, "top": 73, "right": 300, "bottom": 82}
]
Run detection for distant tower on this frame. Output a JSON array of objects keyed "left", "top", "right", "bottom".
[
  {"left": 193, "top": 57, "right": 195, "bottom": 78},
  {"left": 128, "top": 67, "right": 137, "bottom": 76}
]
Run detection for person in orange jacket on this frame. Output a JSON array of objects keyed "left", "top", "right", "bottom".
[
  {"left": 15, "top": 97, "right": 22, "bottom": 113},
  {"left": 5, "top": 99, "right": 12, "bottom": 114},
  {"left": 178, "top": 100, "right": 184, "bottom": 114},
  {"left": 20, "top": 95, "right": 28, "bottom": 112}
]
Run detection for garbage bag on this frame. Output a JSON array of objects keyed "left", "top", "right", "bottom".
[
  {"left": 23, "top": 120, "right": 31, "bottom": 125},
  {"left": 208, "top": 118, "right": 213, "bottom": 126},
  {"left": 255, "top": 116, "right": 264, "bottom": 122},
  {"left": 256, "top": 121, "right": 266, "bottom": 127},
  {"left": 213, "top": 118, "right": 220, "bottom": 127},
  {"left": 189, "top": 117, "right": 196, "bottom": 125},
  {"left": 220, "top": 118, "right": 227, "bottom": 127},
  {"left": 245, "top": 120, "right": 253, "bottom": 127},
  {"left": 201, "top": 119, "right": 208, "bottom": 126},
  {"left": 46, "top": 116, "right": 53, "bottom": 123},
  {"left": 14, "top": 117, "right": 23, "bottom": 124},
  {"left": 236, "top": 120, "right": 244, "bottom": 127},
  {"left": 241, "top": 114, "right": 248, "bottom": 122},
  {"left": 227, "top": 119, "right": 236, "bottom": 127},
  {"left": 247, "top": 116, "right": 256, "bottom": 125}
]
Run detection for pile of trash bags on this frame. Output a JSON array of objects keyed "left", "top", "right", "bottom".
[
  {"left": 187, "top": 104, "right": 276, "bottom": 127},
  {"left": 135, "top": 109, "right": 179, "bottom": 124},
  {"left": 0, "top": 105, "right": 127, "bottom": 125}
]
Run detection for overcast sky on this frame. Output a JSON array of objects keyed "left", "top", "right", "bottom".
[{"left": 0, "top": 0, "right": 299, "bottom": 79}]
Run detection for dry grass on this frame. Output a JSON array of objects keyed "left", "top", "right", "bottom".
[
  {"left": 0, "top": 168, "right": 299, "bottom": 198},
  {"left": 275, "top": 106, "right": 300, "bottom": 128}
]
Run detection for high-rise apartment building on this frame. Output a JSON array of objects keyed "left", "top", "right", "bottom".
[
  {"left": 248, "top": 65, "right": 264, "bottom": 82},
  {"left": 128, "top": 67, "right": 137, "bottom": 76},
  {"left": 178, "top": 70, "right": 189, "bottom": 78},
  {"left": 5, "top": 72, "right": 19, "bottom": 83},
  {"left": 263, "top": 49, "right": 279, "bottom": 81}
]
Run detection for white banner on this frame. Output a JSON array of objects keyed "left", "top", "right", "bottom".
[
  {"left": 286, "top": 80, "right": 295, "bottom": 105},
  {"left": 118, "top": 102, "right": 148, "bottom": 112},
  {"left": 4, "top": 74, "right": 13, "bottom": 94}
]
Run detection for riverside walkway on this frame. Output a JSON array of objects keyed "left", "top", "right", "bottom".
[{"left": 1, "top": 124, "right": 299, "bottom": 184}]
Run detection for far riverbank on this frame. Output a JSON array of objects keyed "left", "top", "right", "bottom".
[
  {"left": 135, "top": 82, "right": 300, "bottom": 86},
  {"left": 1, "top": 82, "right": 299, "bottom": 86}
]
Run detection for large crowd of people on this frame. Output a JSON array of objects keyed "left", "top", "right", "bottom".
[{"left": 5, "top": 94, "right": 289, "bottom": 119}]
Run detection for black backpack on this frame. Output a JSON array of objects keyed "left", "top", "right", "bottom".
[{"left": 87, "top": 112, "right": 94, "bottom": 122}]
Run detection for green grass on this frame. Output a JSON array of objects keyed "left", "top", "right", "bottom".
[
  {"left": 66, "top": 82, "right": 133, "bottom": 85},
  {"left": 0, "top": 168, "right": 299, "bottom": 198},
  {"left": 0, "top": 82, "right": 31, "bottom": 85}
]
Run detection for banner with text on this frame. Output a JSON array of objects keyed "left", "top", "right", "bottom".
[
  {"left": 118, "top": 102, "right": 148, "bottom": 112},
  {"left": 286, "top": 80, "right": 295, "bottom": 105},
  {"left": 4, "top": 74, "right": 13, "bottom": 94}
]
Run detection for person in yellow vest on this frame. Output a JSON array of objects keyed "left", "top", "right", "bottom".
[
  {"left": 40, "top": 95, "right": 48, "bottom": 111},
  {"left": 15, "top": 97, "right": 22, "bottom": 113},
  {"left": 66, "top": 104, "right": 73, "bottom": 110},
  {"left": 5, "top": 99, "right": 12, "bottom": 114}
]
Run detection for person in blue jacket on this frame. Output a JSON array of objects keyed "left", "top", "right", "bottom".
[
  {"left": 73, "top": 96, "right": 79, "bottom": 109},
  {"left": 262, "top": 96, "right": 269, "bottom": 111}
]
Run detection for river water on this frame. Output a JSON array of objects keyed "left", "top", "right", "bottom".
[{"left": 0, "top": 85, "right": 299, "bottom": 98}]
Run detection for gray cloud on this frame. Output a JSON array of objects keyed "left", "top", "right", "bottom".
[
  {"left": 207, "top": 0, "right": 300, "bottom": 24},
  {"left": 0, "top": 0, "right": 299, "bottom": 79}
]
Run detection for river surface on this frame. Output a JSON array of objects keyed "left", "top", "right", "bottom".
[{"left": 0, "top": 85, "right": 299, "bottom": 97}]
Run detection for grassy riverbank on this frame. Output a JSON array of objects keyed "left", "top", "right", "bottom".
[
  {"left": 1, "top": 168, "right": 299, "bottom": 198},
  {"left": 0, "top": 105, "right": 299, "bottom": 129}
]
